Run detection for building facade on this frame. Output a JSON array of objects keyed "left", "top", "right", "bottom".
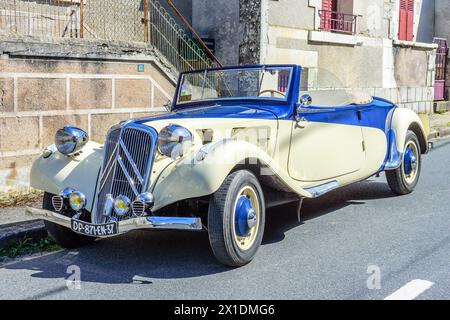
[{"left": 189, "top": 0, "right": 437, "bottom": 113}]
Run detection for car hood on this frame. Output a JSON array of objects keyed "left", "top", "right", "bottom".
[
  {"left": 132, "top": 104, "right": 280, "bottom": 157},
  {"left": 134, "top": 104, "right": 279, "bottom": 124}
]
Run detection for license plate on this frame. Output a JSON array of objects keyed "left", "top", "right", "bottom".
[{"left": 71, "top": 220, "right": 118, "bottom": 237}]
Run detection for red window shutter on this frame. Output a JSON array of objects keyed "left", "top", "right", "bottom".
[
  {"left": 406, "top": 0, "right": 414, "bottom": 41},
  {"left": 322, "top": 0, "right": 332, "bottom": 31},
  {"left": 399, "top": 0, "right": 414, "bottom": 41},
  {"left": 321, "top": 0, "right": 337, "bottom": 31},
  {"left": 322, "top": 0, "right": 332, "bottom": 12},
  {"left": 399, "top": 0, "right": 407, "bottom": 40}
]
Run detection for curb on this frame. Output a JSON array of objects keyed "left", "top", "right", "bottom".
[
  {"left": 428, "top": 127, "right": 450, "bottom": 141},
  {"left": 0, "top": 220, "right": 47, "bottom": 250}
]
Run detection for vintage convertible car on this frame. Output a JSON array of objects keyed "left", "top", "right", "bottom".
[{"left": 27, "top": 65, "right": 428, "bottom": 267}]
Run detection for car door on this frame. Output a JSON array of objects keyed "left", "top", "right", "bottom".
[{"left": 288, "top": 105, "right": 365, "bottom": 182}]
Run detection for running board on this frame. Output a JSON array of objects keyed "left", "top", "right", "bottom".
[{"left": 303, "top": 180, "right": 340, "bottom": 198}]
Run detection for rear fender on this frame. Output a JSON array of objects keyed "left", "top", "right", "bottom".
[{"left": 384, "top": 108, "right": 428, "bottom": 170}]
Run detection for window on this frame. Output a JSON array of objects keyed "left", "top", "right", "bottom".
[
  {"left": 320, "top": 0, "right": 357, "bottom": 35},
  {"left": 399, "top": 0, "right": 414, "bottom": 41}
]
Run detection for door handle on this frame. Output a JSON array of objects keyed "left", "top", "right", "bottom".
[
  {"left": 295, "top": 116, "right": 308, "bottom": 129},
  {"left": 295, "top": 114, "right": 308, "bottom": 122}
]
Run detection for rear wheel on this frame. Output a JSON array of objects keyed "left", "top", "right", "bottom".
[
  {"left": 43, "top": 192, "right": 96, "bottom": 248},
  {"left": 386, "top": 130, "right": 422, "bottom": 195},
  {"left": 208, "top": 170, "right": 265, "bottom": 267}
]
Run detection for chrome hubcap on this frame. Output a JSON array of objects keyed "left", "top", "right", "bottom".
[{"left": 402, "top": 141, "right": 419, "bottom": 184}]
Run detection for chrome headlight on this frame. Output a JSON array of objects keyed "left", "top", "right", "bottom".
[
  {"left": 114, "top": 195, "right": 131, "bottom": 216},
  {"left": 158, "top": 125, "right": 193, "bottom": 159},
  {"left": 55, "top": 126, "right": 89, "bottom": 155},
  {"left": 69, "top": 191, "right": 86, "bottom": 212}
]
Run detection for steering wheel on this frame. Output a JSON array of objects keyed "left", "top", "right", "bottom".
[{"left": 258, "top": 89, "right": 286, "bottom": 98}]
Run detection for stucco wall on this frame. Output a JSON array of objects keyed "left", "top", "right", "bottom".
[
  {"left": 260, "top": 0, "right": 436, "bottom": 114},
  {"left": 435, "top": 0, "right": 450, "bottom": 40},
  {"left": 268, "top": 0, "right": 315, "bottom": 31},
  {"left": 185, "top": 0, "right": 436, "bottom": 111}
]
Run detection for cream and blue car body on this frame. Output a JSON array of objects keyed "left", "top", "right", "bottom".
[{"left": 27, "top": 65, "right": 427, "bottom": 267}]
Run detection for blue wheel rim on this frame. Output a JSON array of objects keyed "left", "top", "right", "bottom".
[
  {"left": 402, "top": 140, "right": 419, "bottom": 184},
  {"left": 232, "top": 185, "right": 260, "bottom": 250}
]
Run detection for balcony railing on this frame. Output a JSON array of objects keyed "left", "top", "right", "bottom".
[{"left": 319, "top": 10, "right": 357, "bottom": 35}]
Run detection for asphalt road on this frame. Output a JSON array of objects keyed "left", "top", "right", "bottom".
[{"left": 1, "top": 139, "right": 450, "bottom": 300}]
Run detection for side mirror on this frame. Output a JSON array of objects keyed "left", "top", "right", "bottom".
[
  {"left": 295, "top": 94, "right": 312, "bottom": 121},
  {"left": 300, "top": 94, "right": 312, "bottom": 107}
]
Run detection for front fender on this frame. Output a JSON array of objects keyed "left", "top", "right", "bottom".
[
  {"left": 30, "top": 141, "right": 103, "bottom": 212},
  {"left": 151, "top": 139, "right": 312, "bottom": 211}
]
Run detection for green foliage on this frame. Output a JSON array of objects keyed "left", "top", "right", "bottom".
[{"left": 0, "top": 236, "right": 60, "bottom": 259}]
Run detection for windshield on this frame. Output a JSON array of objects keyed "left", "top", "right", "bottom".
[{"left": 176, "top": 67, "right": 293, "bottom": 105}]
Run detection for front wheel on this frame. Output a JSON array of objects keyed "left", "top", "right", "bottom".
[
  {"left": 386, "top": 130, "right": 422, "bottom": 195},
  {"left": 208, "top": 170, "right": 265, "bottom": 267}
]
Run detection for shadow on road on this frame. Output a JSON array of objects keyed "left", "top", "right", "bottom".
[
  {"left": 2, "top": 179, "right": 395, "bottom": 286},
  {"left": 263, "top": 179, "right": 395, "bottom": 244}
]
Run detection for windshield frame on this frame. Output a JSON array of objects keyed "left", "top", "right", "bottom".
[{"left": 173, "top": 65, "right": 296, "bottom": 109}]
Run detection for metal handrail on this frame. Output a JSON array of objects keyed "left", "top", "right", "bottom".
[
  {"left": 165, "top": 0, "right": 222, "bottom": 67},
  {"left": 319, "top": 10, "right": 358, "bottom": 35},
  {"left": 148, "top": 0, "right": 216, "bottom": 72},
  {"left": 1, "top": 0, "right": 216, "bottom": 72}
]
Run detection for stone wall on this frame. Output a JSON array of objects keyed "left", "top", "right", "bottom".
[
  {"left": 191, "top": 0, "right": 261, "bottom": 66},
  {"left": 238, "top": 0, "right": 261, "bottom": 65},
  {"left": 0, "top": 38, "right": 175, "bottom": 191}
]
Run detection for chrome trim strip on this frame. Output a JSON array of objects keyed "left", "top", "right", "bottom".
[
  {"left": 297, "top": 107, "right": 337, "bottom": 114},
  {"left": 146, "top": 217, "right": 202, "bottom": 230},
  {"left": 26, "top": 207, "right": 203, "bottom": 234},
  {"left": 116, "top": 155, "right": 140, "bottom": 197},
  {"left": 99, "top": 143, "right": 119, "bottom": 184},
  {"left": 119, "top": 139, "right": 144, "bottom": 183},
  {"left": 304, "top": 180, "right": 340, "bottom": 198},
  {"left": 124, "top": 123, "right": 159, "bottom": 193},
  {"left": 98, "top": 153, "right": 118, "bottom": 193}
]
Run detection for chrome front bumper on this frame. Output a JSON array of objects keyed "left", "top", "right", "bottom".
[{"left": 26, "top": 207, "right": 203, "bottom": 236}]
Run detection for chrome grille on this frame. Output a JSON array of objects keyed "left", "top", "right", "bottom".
[{"left": 95, "top": 124, "right": 157, "bottom": 222}]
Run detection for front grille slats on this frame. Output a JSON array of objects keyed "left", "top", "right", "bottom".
[
  {"left": 132, "top": 200, "right": 146, "bottom": 217},
  {"left": 95, "top": 124, "right": 157, "bottom": 222},
  {"left": 52, "top": 195, "right": 63, "bottom": 212}
]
